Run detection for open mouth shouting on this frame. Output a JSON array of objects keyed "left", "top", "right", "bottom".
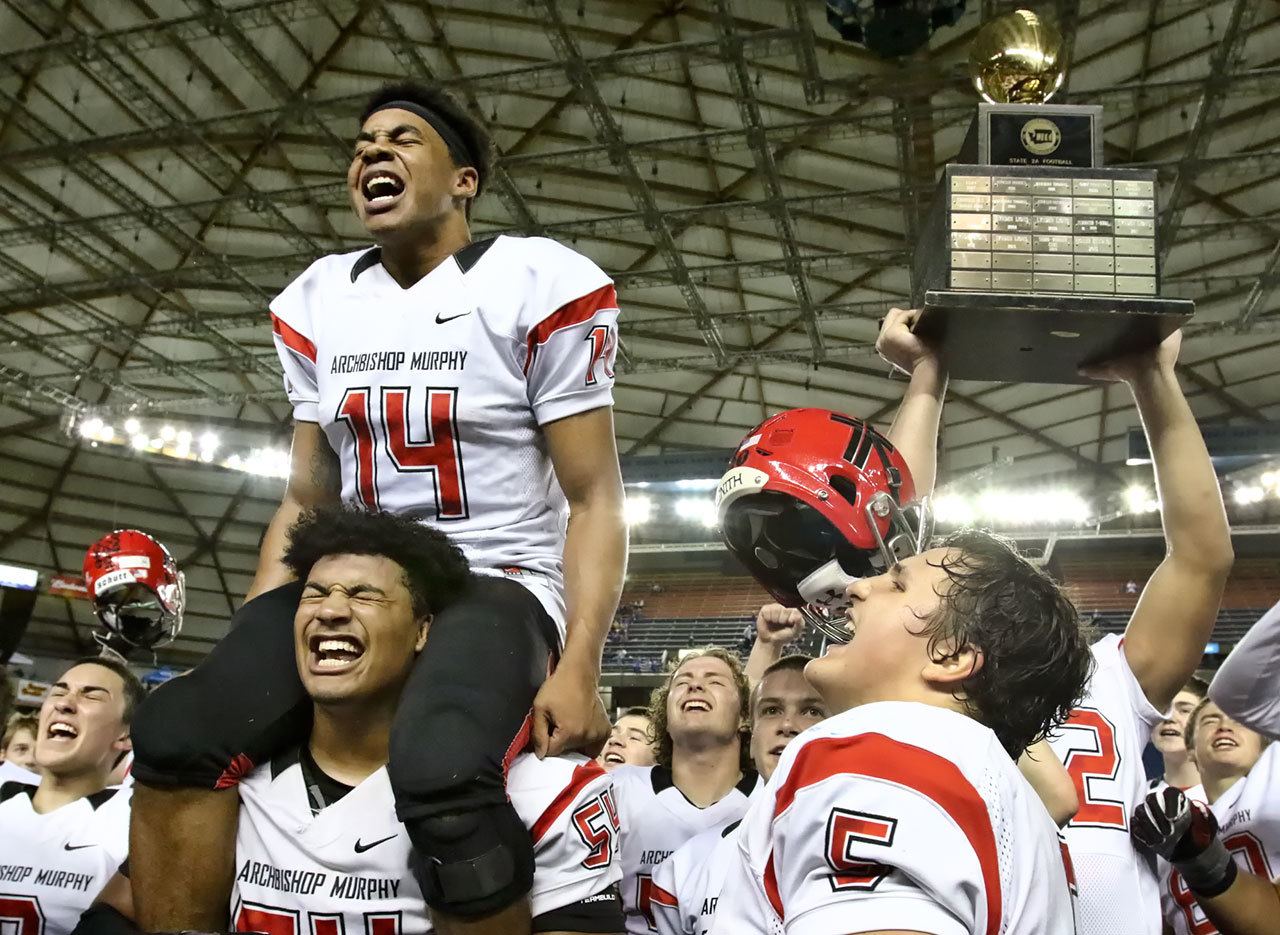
[
  {"left": 681, "top": 698, "right": 712, "bottom": 714},
  {"left": 309, "top": 632, "right": 366, "bottom": 675},
  {"left": 1157, "top": 724, "right": 1182, "bottom": 739},
  {"left": 360, "top": 169, "right": 406, "bottom": 213},
  {"left": 602, "top": 750, "right": 627, "bottom": 766},
  {"left": 45, "top": 720, "right": 79, "bottom": 744}
]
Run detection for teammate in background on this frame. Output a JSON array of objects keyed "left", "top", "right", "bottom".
[
  {"left": 1134, "top": 698, "right": 1271, "bottom": 935},
  {"left": 599, "top": 708, "right": 656, "bottom": 771},
  {"left": 610, "top": 649, "right": 756, "bottom": 934},
  {"left": 650, "top": 655, "right": 828, "bottom": 935},
  {"left": 743, "top": 605, "right": 805, "bottom": 687},
  {"left": 1048, "top": 332, "right": 1233, "bottom": 935},
  {"left": 1126, "top": 596, "right": 1280, "bottom": 935},
  {"left": 128, "top": 80, "right": 627, "bottom": 932},
  {"left": 0, "top": 656, "right": 141, "bottom": 935},
  {"left": 1149, "top": 677, "right": 1209, "bottom": 802},
  {"left": 2, "top": 712, "right": 38, "bottom": 769}
]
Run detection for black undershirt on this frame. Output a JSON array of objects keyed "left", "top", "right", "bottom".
[{"left": 298, "top": 745, "right": 355, "bottom": 816}]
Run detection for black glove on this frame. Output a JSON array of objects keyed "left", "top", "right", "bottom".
[{"left": 1131, "top": 786, "right": 1237, "bottom": 898}]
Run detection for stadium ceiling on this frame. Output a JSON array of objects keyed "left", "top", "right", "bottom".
[{"left": 1, "top": 0, "right": 1279, "bottom": 664}]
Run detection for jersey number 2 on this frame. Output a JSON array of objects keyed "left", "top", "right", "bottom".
[
  {"left": 0, "top": 895, "right": 43, "bottom": 935},
  {"left": 1060, "top": 707, "right": 1126, "bottom": 829},
  {"left": 337, "top": 386, "right": 468, "bottom": 519}
]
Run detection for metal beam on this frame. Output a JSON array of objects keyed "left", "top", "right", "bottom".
[
  {"left": 1157, "top": 0, "right": 1257, "bottom": 263},
  {"left": 713, "top": 0, "right": 822, "bottom": 360},
  {"left": 535, "top": 0, "right": 725, "bottom": 363}
]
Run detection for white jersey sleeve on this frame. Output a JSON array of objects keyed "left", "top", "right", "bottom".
[
  {"left": 515, "top": 238, "right": 618, "bottom": 426},
  {"left": 649, "top": 823, "right": 736, "bottom": 935},
  {"left": 1210, "top": 599, "right": 1280, "bottom": 740},
  {"left": 509, "top": 754, "right": 623, "bottom": 915},
  {"left": 269, "top": 259, "right": 324, "bottom": 422}
]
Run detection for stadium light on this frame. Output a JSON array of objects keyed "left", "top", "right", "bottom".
[
  {"left": 1124, "top": 484, "right": 1159, "bottom": 514},
  {"left": 675, "top": 497, "right": 718, "bottom": 527},
  {"left": 624, "top": 495, "right": 652, "bottom": 525},
  {"left": 124, "top": 417, "right": 141, "bottom": 435},
  {"left": 79, "top": 417, "right": 104, "bottom": 439},
  {"left": 1233, "top": 485, "right": 1264, "bottom": 506},
  {"left": 160, "top": 425, "right": 176, "bottom": 442}
]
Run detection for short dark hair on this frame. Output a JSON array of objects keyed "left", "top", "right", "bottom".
[
  {"left": 1182, "top": 675, "right": 1210, "bottom": 700},
  {"left": 751, "top": 654, "right": 818, "bottom": 721},
  {"left": 67, "top": 655, "right": 145, "bottom": 725},
  {"left": 619, "top": 706, "right": 650, "bottom": 720},
  {"left": 283, "top": 506, "right": 472, "bottom": 618},
  {"left": 920, "top": 530, "right": 1094, "bottom": 757},
  {"left": 1184, "top": 696, "right": 1214, "bottom": 751},
  {"left": 647, "top": 648, "right": 752, "bottom": 773},
  {"left": 359, "top": 81, "right": 495, "bottom": 211}
]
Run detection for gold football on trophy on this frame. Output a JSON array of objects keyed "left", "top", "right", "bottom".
[{"left": 969, "top": 9, "right": 1065, "bottom": 104}]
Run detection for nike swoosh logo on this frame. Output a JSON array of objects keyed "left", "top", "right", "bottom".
[
  {"left": 63, "top": 843, "right": 95, "bottom": 851},
  {"left": 434, "top": 309, "right": 473, "bottom": 324},
  {"left": 353, "top": 834, "right": 397, "bottom": 853}
]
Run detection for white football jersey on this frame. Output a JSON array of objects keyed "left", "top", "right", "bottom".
[
  {"left": 270, "top": 235, "right": 621, "bottom": 629},
  {"left": 1159, "top": 744, "right": 1280, "bottom": 934},
  {"left": 0, "top": 783, "right": 131, "bottom": 935},
  {"left": 1049, "top": 634, "right": 1166, "bottom": 935},
  {"left": 0, "top": 762, "right": 38, "bottom": 785},
  {"left": 714, "top": 702, "right": 1076, "bottom": 935},
  {"left": 650, "top": 819, "right": 740, "bottom": 935},
  {"left": 1210, "top": 599, "right": 1280, "bottom": 740},
  {"left": 232, "top": 750, "right": 620, "bottom": 933},
  {"left": 1146, "top": 778, "right": 1207, "bottom": 806},
  {"left": 611, "top": 765, "right": 758, "bottom": 934}
]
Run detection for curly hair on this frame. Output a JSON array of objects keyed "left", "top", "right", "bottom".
[
  {"left": 283, "top": 506, "right": 473, "bottom": 619},
  {"left": 646, "top": 647, "right": 753, "bottom": 773},
  {"left": 918, "top": 530, "right": 1094, "bottom": 758},
  {"left": 359, "top": 80, "right": 495, "bottom": 215},
  {"left": 2, "top": 712, "right": 37, "bottom": 752}
]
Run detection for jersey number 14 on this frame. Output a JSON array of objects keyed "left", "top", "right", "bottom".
[{"left": 337, "top": 386, "right": 468, "bottom": 519}]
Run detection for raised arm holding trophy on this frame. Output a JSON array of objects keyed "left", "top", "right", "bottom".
[{"left": 911, "top": 9, "right": 1193, "bottom": 384}]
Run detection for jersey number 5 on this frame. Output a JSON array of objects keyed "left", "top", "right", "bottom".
[
  {"left": 337, "top": 386, "right": 468, "bottom": 519},
  {"left": 825, "top": 807, "right": 896, "bottom": 891},
  {"left": 0, "top": 895, "right": 43, "bottom": 935},
  {"left": 1060, "top": 707, "right": 1126, "bottom": 829},
  {"left": 571, "top": 787, "right": 620, "bottom": 870}
]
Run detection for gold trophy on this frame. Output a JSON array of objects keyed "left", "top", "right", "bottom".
[{"left": 910, "top": 9, "right": 1192, "bottom": 384}]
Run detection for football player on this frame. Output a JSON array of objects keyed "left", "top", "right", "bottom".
[
  {"left": 610, "top": 649, "right": 757, "bottom": 934},
  {"left": 1148, "top": 677, "right": 1209, "bottom": 803},
  {"left": 1134, "top": 698, "right": 1271, "bottom": 935},
  {"left": 714, "top": 416, "right": 1092, "bottom": 931},
  {"left": 599, "top": 709, "right": 656, "bottom": 771},
  {"left": 2, "top": 712, "right": 38, "bottom": 769},
  {"left": 649, "top": 654, "right": 828, "bottom": 935},
  {"left": 0, "top": 656, "right": 140, "bottom": 935},
  {"left": 1048, "top": 332, "right": 1233, "bottom": 935},
  {"left": 128, "top": 80, "right": 627, "bottom": 932}
]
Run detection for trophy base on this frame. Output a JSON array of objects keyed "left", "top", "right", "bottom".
[{"left": 914, "top": 291, "right": 1194, "bottom": 385}]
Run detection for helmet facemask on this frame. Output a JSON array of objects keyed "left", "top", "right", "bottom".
[{"left": 797, "top": 493, "right": 933, "bottom": 644}]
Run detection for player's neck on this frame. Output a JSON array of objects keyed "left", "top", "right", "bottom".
[
  {"left": 670, "top": 740, "right": 744, "bottom": 808},
  {"left": 32, "top": 766, "right": 109, "bottom": 814},
  {"left": 1202, "top": 767, "right": 1247, "bottom": 805},
  {"left": 308, "top": 701, "right": 394, "bottom": 786},
  {"left": 1162, "top": 752, "right": 1201, "bottom": 790},
  {"left": 378, "top": 213, "right": 472, "bottom": 288}
]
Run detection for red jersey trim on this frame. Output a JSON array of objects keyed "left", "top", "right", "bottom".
[
  {"left": 650, "top": 881, "right": 679, "bottom": 908},
  {"left": 529, "top": 759, "right": 607, "bottom": 845},
  {"left": 523, "top": 283, "right": 618, "bottom": 376},
  {"left": 272, "top": 313, "right": 317, "bottom": 364},
  {"left": 771, "top": 732, "right": 1003, "bottom": 935}
]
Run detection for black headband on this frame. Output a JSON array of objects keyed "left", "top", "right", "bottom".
[{"left": 368, "top": 100, "right": 478, "bottom": 171}]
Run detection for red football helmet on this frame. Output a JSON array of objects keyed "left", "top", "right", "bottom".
[
  {"left": 83, "top": 530, "right": 185, "bottom": 650},
  {"left": 716, "top": 408, "right": 929, "bottom": 642}
]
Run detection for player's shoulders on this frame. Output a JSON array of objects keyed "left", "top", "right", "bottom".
[
  {"left": 0, "top": 779, "right": 36, "bottom": 811},
  {"left": 507, "top": 751, "right": 607, "bottom": 801},
  {"left": 607, "top": 763, "right": 655, "bottom": 794},
  {"left": 785, "top": 701, "right": 1001, "bottom": 763},
  {"left": 271, "top": 248, "right": 374, "bottom": 324},
  {"left": 491, "top": 234, "right": 605, "bottom": 272}
]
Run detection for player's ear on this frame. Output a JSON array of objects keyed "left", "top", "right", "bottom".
[
  {"left": 453, "top": 166, "right": 478, "bottom": 201},
  {"left": 414, "top": 615, "right": 432, "bottom": 653},
  {"left": 115, "top": 731, "right": 133, "bottom": 755},
  {"left": 923, "top": 642, "right": 984, "bottom": 688}
]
